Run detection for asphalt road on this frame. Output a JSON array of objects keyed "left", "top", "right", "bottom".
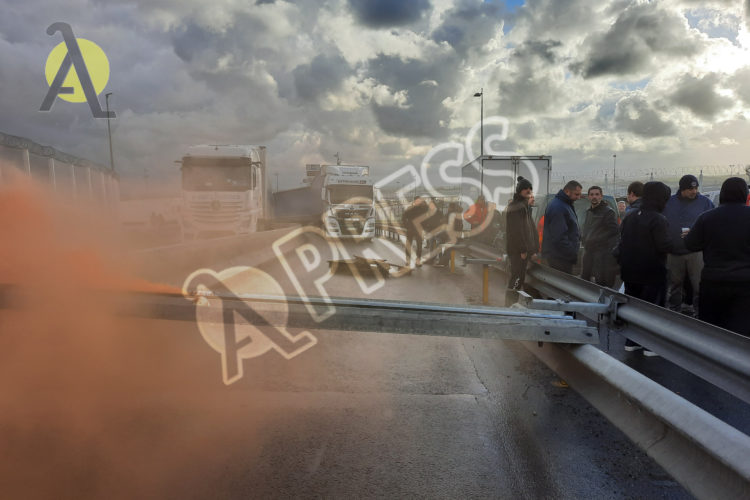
[{"left": 1, "top": 234, "right": 693, "bottom": 498}]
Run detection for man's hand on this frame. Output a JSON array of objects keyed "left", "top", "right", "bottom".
[{"left": 521, "top": 252, "right": 527, "bottom": 260}]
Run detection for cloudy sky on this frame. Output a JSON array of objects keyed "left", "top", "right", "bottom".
[{"left": 1, "top": 0, "right": 749, "bottom": 191}]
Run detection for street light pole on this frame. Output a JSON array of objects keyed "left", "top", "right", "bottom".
[
  {"left": 612, "top": 154, "right": 617, "bottom": 197},
  {"left": 105, "top": 92, "right": 115, "bottom": 173},
  {"left": 274, "top": 172, "right": 279, "bottom": 193},
  {"left": 474, "top": 88, "right": 484, "bottom": 194}
]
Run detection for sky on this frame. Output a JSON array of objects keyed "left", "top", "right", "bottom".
[{"left": 1, "top": 0, "right": 750, "bottom": 191}]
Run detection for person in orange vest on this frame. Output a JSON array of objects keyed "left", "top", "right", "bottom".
[{"left": 463, "top": 195, "right": 488, "bottom": 229}]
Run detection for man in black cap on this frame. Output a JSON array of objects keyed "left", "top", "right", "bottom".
[
  {"left": 685, "top": 177, "right": 750, "bottom": 337},
  {"left": 505, "top": 176, "right": 538, "bottom": 291},
  {"left": 662, "top": 174, "right": 714, "bottom": 315}
]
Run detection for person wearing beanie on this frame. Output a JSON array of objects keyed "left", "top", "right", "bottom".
[
  {"left": 662, "top": 174, "right": 714, "bottom": 316},
  {"left": 505, "top": 177, "right": 539, "bottom": 291},
  {"left": 615, "top": 181, "right": 674, "bottom": 355},
  {"left": 685, "top": 177, "right": 750, "bottom": 337}
]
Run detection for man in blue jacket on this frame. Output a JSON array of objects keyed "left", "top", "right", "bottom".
[
  {"left": 542, "top": 180, "right": 582, "bottom": 274},
  {"left": 662, "top": 174, "right": 714, "bottom": 315}
]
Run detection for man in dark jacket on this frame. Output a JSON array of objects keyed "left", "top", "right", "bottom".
[
  {"left": 506, "top": 176, "right": 539, "bottom": 290},
  {"left": 616, "top": 181, "right": 673, "bottom": 355},
  {"left": 685, "top": 177, "right": 750, "bottom": 337},
  {"left": 402, "top": 196, "right": 428, "bottom": 267},
  {"left": 581, "top": 186, "right": 619, "bottom": 287},
  {"left": 625, "top": 181, "right": 643, "bottom": 217},
  {"left": 542, "top": 180, "right": 582, "bottom": 274},
  {"left": 663, "top": 174, "right": 714, "bottom": 315}
]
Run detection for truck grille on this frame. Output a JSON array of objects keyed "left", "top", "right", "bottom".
[
  {"left": 339, "top": 220, "right": 364, "bottom": 235},
  {"left": 189, "top": 200, "right": 244, "bottom": 224}
]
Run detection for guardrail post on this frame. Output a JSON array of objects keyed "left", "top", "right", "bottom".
[{"left": 483, "top": 264, "right": 489, "bottom": 305}]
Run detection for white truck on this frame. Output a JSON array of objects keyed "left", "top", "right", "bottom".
[
  {"left": 178, "top": 144, "right": 269, "bottom": 240},
  {"left": 273, "top": 163, "right": 376, "bottom": 240}
]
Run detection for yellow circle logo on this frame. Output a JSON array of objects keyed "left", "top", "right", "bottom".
[{"left": 44, "top": 39, "right": 110, "bottom": 103}]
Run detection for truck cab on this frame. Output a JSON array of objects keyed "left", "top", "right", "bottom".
[
  {"left": 179, "top": 145, "right": 266, "bottom": 240},
  {"left": 321, "top": 165, "right": 376, "bottom": 240}
]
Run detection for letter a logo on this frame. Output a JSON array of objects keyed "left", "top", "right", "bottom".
[{"left": 40, "top": 22, "right": 115, "bottom": 118}]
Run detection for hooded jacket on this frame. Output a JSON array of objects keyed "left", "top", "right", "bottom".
[
  {"left": 685, "top": 177, "right": 750, "bottom": 282},
  {"left": 616, "top": 182, "right": 674, "bottom": 285},
  {"left": 663, "top": 192, "right": 714, "bottom": 254},
  {"left": 506, "top": 193, "right": 539, "bottom": 254},
  {"left": 541, "top": 190, "right": 580, "bottom": 264}
]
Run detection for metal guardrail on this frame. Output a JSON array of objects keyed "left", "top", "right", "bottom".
[
  {"left": 464, "top": 242, "right": 750, "bottom": 405},
  {"left": 459, "top": 241, "right": 750, "bottom": 498}
]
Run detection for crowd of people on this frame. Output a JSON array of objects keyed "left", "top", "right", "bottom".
[
  {"left": 400, "top": 173, "right": 750, "bottom": 347},
  {"left": 531, "top": 174, "right": 750, "bottom": 346}
]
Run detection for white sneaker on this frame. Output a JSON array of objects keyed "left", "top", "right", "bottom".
[{"left": 643, "top": 349, "right": 659, "bottom": 357}]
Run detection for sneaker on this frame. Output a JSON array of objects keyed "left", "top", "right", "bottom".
[
  {"left": 416, "top": 258, "right": 422, "bottom": 267},
  {"left": 624, "top": 339, "right": 642, "bottom": 352},
  {"left": 643, "top": 349, "right": 659, "bottom": 357}
]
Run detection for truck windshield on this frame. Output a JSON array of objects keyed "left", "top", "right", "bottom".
[
  {"left": 182, "top": 159, "right": 251, "bottom": 192},
  {"left": 328, "top": 184, "right": 373, "bottom": 204}
]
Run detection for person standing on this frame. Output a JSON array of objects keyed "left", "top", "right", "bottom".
[
  {"left": 402, "top": 196, "right": 428, "bottom": 267},
  {"left": 685, "top": 177, "right": 750, "bottom": 337},
  {"left": 505, "top": 176, "right": 539, "bottom": 290},
  {"left": 615, "top": 181, "right": 673, "bottom": 356},
  {"left": 463, "top": 195, "right": 488, "bottom": 230},
  {"left": 625, "top": 181, "right": 644, "bottom": 216},
  {"left": 662, "top": 174, "right": 714, "bottom": 315},
  {"left": 541, "top": 180, "right": 582, "bottom": 274},
  {"left": 581, "top": 186, "right": 619, "bottom": 287}
]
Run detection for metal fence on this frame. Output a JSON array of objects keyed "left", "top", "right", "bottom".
[{"left": 0, "top": 132, "right": 119, "bottom": 210}]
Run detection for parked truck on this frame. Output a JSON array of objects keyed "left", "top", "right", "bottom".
[
  {"left": 273, "top": 163, "right": 376, "bottom": 240},
  {"left": 178, "top": 144, "right": 269, "bottom": 240}
]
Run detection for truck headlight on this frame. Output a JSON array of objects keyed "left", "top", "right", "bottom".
[
  {"left": 365, "top": 217, "right": 375, "bottom": 228},
  {"left": 326, "top": 217, "right": 340, "bottom": 228}
]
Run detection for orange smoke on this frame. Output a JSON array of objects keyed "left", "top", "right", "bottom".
[{"left": 0, "top": 172, "right": 264, "bottom": 498}]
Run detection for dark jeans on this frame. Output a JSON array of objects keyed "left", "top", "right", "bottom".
[
  {"left": 623, "top": 281, "right": 667, "bottom": 350},
  {"left": 405, "top": 231, "right": 422, "bottom": 264},
  {"left": 624, "top": 282, "right": 667, "bottom": 306},
  {"left": 581, "top": 247, "right": 617, "bottom": 288},
  {"left": 507, "top": 253, "right": 528, "bottom": 290},
  {"left": 699, "top": 280, "right": 750, "bottom": 337},
  {"left": 546, "top": 257, "right": 573, "bottom": 275}
]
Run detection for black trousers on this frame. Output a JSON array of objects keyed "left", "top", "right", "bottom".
[
  {"left": 581, "top": 247, "right": 617, "bottom": 288},
  {"left": 624, "top": 282, "right": 666, "bottom": 307},
  {"left": 507, "top": 253, "right": 528, "bottom": 290},
  {"left": 547, "top": 257, "right": 573, "bottom": 275},
  {"left": 699, "top": 280, "right": 750, "bottom": 337},
  {"left": 405, "top": 231, "right": 422, "bottom": 263}
]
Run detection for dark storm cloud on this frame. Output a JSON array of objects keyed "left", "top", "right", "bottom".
[
  {"left": 578, "top": 3, "right": 701, "bottom": 78},
  {"left": 669, "top": 73, "right": 734, "bottom": 119},
  {"left": 497, "top": 40, "right": 564, "bottom": 117},
  {"left": 348, "top": 0, "right": 432, "bottom": 28},
  {"left": 291, "top": 53, "right": 352, "bottom": 102},
  {"left": 613, "top": 95, "right": 676, "bottom": 137},
  {"left": 431, "top": 0, "right": 507, "bottom": 55},
  {"left": 366, "top": 53, "right": 460, "bottom": 138}
]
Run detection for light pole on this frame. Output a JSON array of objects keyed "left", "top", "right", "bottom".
[
  {"left": 612, "top": 154, "right": 617, "bottom": 197},
  {"left": 274, "top": 172, "right": 279, "bottom": 193},
  {"left": 105, "top": 92, "right": 115, "bottom": 173},
  {"left": 474, "top": 88, "right": 484, "bottom": 193}
]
